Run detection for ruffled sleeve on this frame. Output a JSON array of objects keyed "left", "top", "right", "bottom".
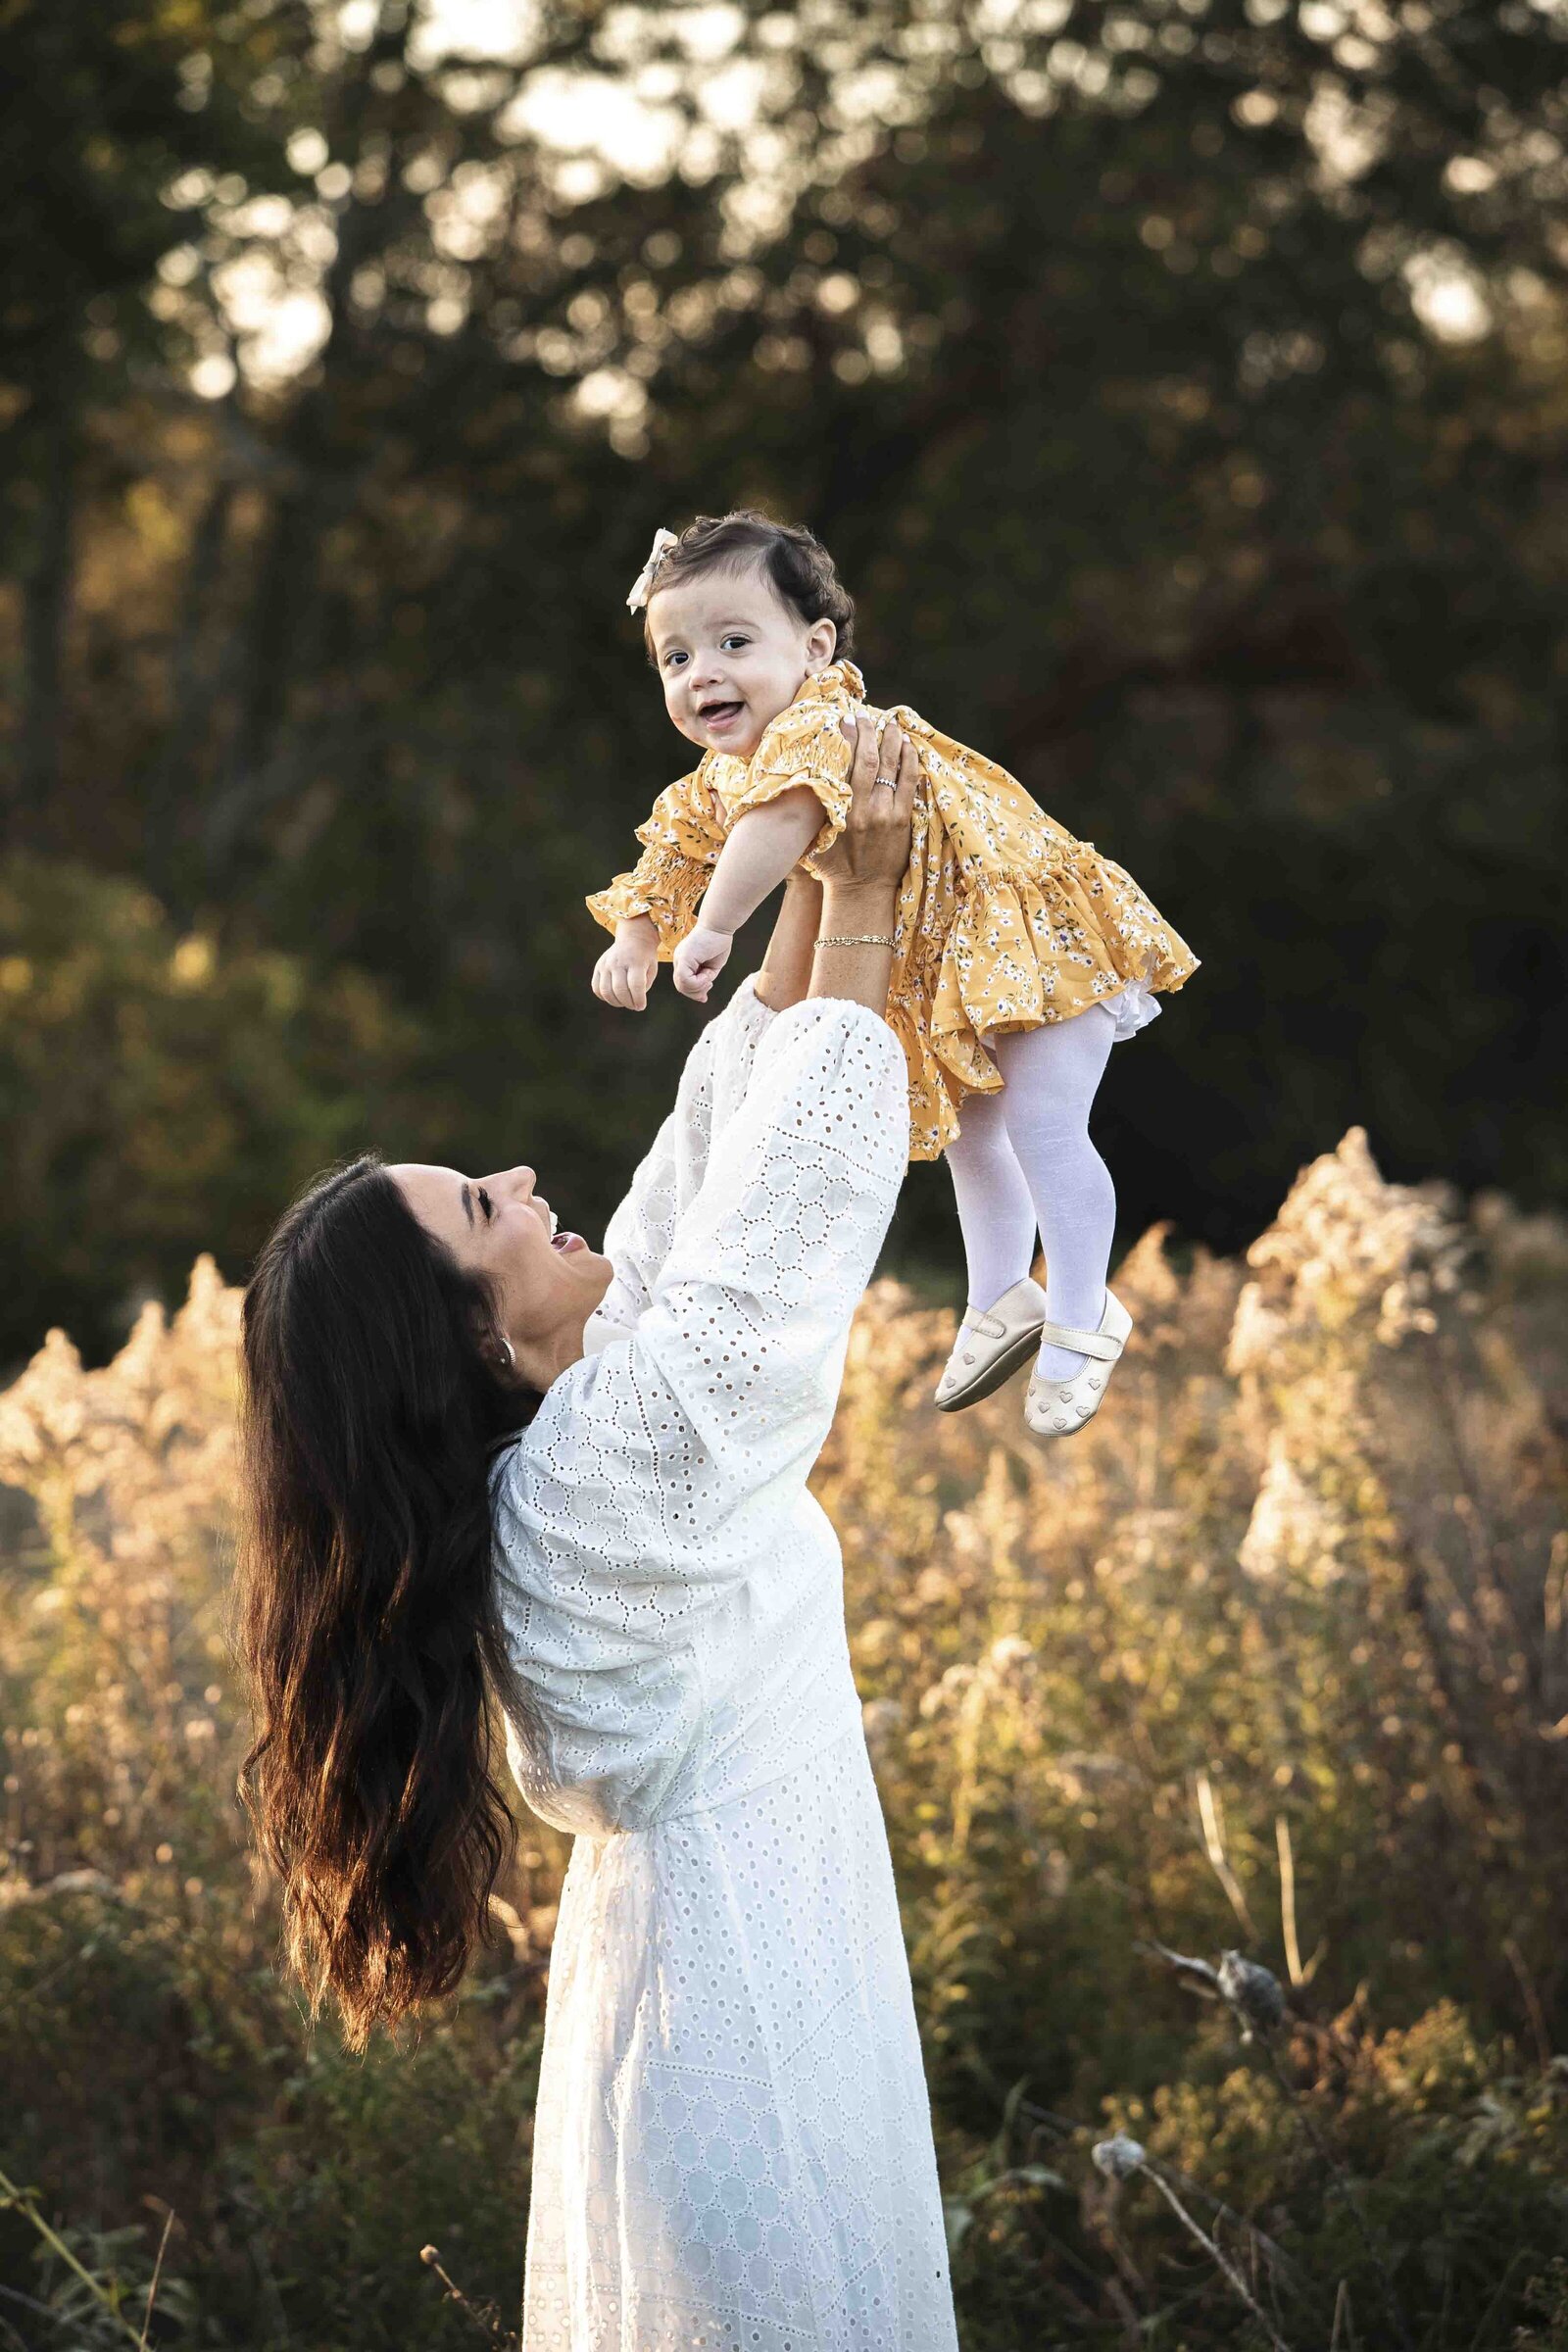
[
  {"left": 719, "top": 694, "right": 858, "bottom": 872},
  {"left": 490, "top": 998, "right": 906, "bottom": 1832},
  {"left": 585, "top": 763, "right": 723, "bottom": 957}
]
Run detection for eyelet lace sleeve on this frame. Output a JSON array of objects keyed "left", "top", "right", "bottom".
[
  {"left": 585, "top": 972, "right": 777, "bottom": 1347},
  {"left": 491, "top": 997, "right": 907, "bottom": 1832},
  {"left": 630, "top": 999, "right": 904, "bottom": 1482}
]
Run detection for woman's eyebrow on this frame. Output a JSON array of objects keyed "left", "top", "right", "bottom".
[{"left": 460, "top": 1181, "right": 473, "bottom": 1226}]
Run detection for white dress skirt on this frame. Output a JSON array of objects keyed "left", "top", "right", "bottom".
[{"left": 490, "top": 980, "right": 960, "bottom": 2352}]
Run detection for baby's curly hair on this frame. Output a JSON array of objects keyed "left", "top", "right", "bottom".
[{"left": 641, "top": 511, "right": 856, "bottom": 659}]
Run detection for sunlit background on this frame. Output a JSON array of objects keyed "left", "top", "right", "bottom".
[
  {"left": 3, "top": 0, "right": 1564, "bottom": 1361},
  {"left": 3, "top": 4, "right": 1567, "bottom": 2345}
]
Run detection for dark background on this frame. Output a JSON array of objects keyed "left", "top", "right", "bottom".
[{"left": 3, "top": 0, "right": 1564, "bottom": 1363}]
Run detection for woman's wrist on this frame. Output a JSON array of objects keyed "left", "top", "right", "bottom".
[
  {"left": 819, "top": 881, "right": 897, "bottom": 931},
  {"left": 807, "top": 884, "right": 897, "bottom": 1015}
]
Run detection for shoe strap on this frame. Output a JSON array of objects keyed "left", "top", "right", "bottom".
[
  {"left": 1037, "top": 1316, "right": 1124, "bottom": 1362},
  {"left": 960, "top": 1306, "right": 1007, "bottom": 1342}
]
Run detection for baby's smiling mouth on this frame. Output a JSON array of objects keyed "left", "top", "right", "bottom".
[{"left": 698, "top": 698, "right": 745, "bottom": 729}]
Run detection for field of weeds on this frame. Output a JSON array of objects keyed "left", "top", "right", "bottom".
[{"left": 2, "top": 1126, "right": 1566, "bottom": 2350}]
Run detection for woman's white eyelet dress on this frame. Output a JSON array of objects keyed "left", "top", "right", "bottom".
[{"left": 489, "top": 979, "right": 960, "bottom": 2352}]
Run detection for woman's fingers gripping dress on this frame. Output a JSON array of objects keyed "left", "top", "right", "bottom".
[{"left": 817, "top": 714, "right": 917, "bottom": 892}]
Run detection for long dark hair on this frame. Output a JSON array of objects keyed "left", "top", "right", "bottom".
[{"left": 234, "top": 1153, "right": 539, "bottom": 2050}]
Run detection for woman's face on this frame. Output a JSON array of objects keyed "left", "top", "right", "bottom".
[{"left": 391, "top": 1161, "right": 612, "bottom": 1363}]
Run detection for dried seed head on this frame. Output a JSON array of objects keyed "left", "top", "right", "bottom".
[
  {"left": 1226, "top": 1125, "right": 1467, "bottom": 1373},
  {"left": 1092, "top": 2132, "right": 1147, "bottom": 2180},
  {"left": 1237, "top": 1428, "right": 1352, "bottom": 1587},
  {"left": 1218, "top": 1949, "right": 1286, "bottom": 2030}
]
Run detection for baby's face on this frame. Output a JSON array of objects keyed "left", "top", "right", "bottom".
[{"left": 647, "top": 561, "right": 836, "bottom": 761}]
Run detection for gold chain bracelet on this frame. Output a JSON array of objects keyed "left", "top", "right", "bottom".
[{"left": 814, "top": 933, "right": 894, "bottom": 949}]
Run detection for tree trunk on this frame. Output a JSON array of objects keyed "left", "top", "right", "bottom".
[
  {"left": 148, "top": 462, "right": 237, "bottom": 912},
  {"left": 18, "top": 406, "right": 77, "bottom": 838}
]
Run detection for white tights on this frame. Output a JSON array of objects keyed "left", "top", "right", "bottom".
[{"left": 943, "top": 1004, "right": 1118, "bottom": 1381}]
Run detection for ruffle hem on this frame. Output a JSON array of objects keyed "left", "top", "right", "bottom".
[{"left": 894, "top": 857, "right": 1199, "bottom": 1160}]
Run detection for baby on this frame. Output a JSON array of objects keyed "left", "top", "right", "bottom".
[{"left": 588, "top": 511, "right": 1200, "bottom": 1438}]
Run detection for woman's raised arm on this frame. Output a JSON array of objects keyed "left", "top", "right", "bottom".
[
  {"left": 806, "top": 715, "right": 917, "bottom": 1015},
  {"left": 623, "top": 993, "right": 905, "bottom": 1508},
  {"left": 587, "top": 976, "right": 775, "bottom": 1343},
  {"left": 587, "top": 718, "right": 914, "bottom": 1348},
  {"left": 491, "top": 990, "right": 906, "bottom": 1818},
  {"left": 755, "top": 713, "right": 917, "bottom": 1013},
  {"left": 754, "top": 870, "right": 823, "bottom": 1013}
]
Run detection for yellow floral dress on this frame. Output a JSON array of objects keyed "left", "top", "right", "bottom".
[{"left": 588, "top": 660, "right": 1200, "bottom": 1161}]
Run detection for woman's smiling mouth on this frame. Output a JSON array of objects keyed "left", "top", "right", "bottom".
[{"left": 534, "top": 1200, "right": 585, "bottom": 1252}]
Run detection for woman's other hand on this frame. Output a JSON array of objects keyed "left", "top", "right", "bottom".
[{"left": 593, "top": 916, "right": 661, "bottom": 1010}]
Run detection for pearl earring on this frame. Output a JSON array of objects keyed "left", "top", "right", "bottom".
[{"left": 498, "top": 1334, "right": 515, "bottom": 1372}]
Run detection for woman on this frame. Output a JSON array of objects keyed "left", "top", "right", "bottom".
[{"left": 236, "top": 717, "right": 959, "bottom": 2350}]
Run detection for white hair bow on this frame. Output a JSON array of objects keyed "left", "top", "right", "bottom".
[{"left": 626, "top": 526, "right": 679, "bottom": 612}]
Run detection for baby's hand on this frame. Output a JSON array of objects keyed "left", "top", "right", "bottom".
[
  {"left": 672, "top": 925, "right": 733, "bottom": 1004},
  {"left": 593, "top": 916, "right": 660, "bottom": 1011}
]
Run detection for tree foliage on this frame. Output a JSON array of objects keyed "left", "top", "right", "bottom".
[{"left": 0, "top": 0, "right": 1564, "bottom": 1356}]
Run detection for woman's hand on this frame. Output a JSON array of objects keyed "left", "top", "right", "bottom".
[
  {"left": 812, "top": 716, "right": 918, "bottom": 895},
  {"left": 806, "top": 717, "right": 917, "bottom": 1017},
  {"left": 593, "top": 915, "right": 660, "bottom": 1010}
]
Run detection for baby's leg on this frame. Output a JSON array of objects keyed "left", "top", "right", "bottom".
[
  {"left": 994, "top": 1005, "right": 1118, "bottom": 1381},
  {"left": 944, "top": 1085, "right": 1039, "bottom": 1311}
]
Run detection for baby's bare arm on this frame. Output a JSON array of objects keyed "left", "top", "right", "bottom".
[{"left": 699, "top": 788, "right": 824, "bottom": 935}]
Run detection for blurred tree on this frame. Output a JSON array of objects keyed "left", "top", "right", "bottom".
[
  {"left": 0, "top": 0, "right": 312, "bottom": 819},
  {"left": 0, "top": 0, "right": 1564, "bottom": 1353},
  {"left": 0, "top": 857, "right": 416, "bottom": 1360}
]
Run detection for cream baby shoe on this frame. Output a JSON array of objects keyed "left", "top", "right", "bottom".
[
  {"left": 934, "top": 1276, "right": 1049, "bottom": 1412},
  {"left": 1023, "top": 1289, "right": 1133, "bottom": 1438}
]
